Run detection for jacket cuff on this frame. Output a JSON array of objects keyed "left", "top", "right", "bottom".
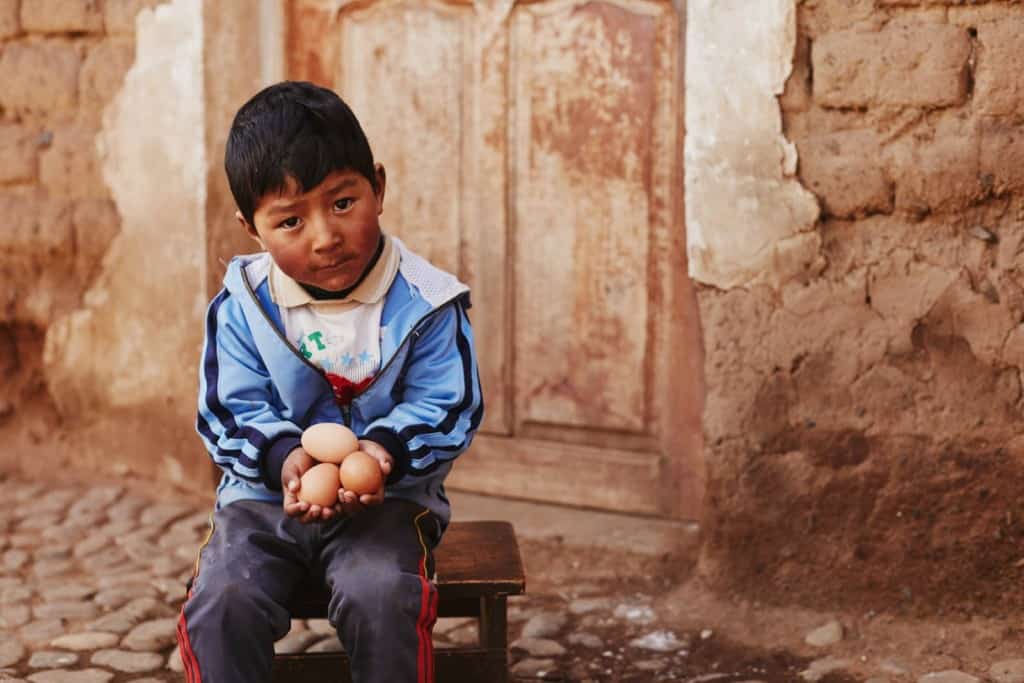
[
  {"left": 362, "top": 427, "right": 409, "bottom": 485},
  {"left": 263, "top": 434, "right": 302, "bottom": 491}
]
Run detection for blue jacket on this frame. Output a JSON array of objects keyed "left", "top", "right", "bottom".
[{"left": 196, "top": 237, "right": 483, "bottom": 524}]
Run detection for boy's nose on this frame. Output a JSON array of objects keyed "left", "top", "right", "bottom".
[{"left": 310, "top": 215, "right": 342, "bottom": 252}]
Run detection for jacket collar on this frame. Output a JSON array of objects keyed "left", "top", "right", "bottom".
[{"left": 268, "top": 234, "right": 398, "bottom": 308}]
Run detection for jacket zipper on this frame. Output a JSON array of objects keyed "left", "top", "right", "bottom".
[{"left": 239, "top": 268, "right": 465, "bottom": 428}]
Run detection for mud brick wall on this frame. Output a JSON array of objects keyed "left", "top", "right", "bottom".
[
  {"left": 0, "top": 0, "right": 160, "bottom": 438},
  {"left": 698, "top": 0, "right": 1024, "bottom": 616}
]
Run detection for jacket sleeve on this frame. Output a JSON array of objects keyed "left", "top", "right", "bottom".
[
  {"left": 196, "top": 289, "right": 302, "bottom": 491},
  {"left": 361, "top": 300, "right": 484, "bottom": 487}
]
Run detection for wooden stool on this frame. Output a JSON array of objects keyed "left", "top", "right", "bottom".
[{"left": 272, "top": 520, "right": 526, "bottom": 682}]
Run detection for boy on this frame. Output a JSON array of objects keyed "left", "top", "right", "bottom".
[{"left": 176, "top": 81, "right": 483, "bottom": 683}]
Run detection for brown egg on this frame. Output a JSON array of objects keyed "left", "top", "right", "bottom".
[
  {"left": 339, "top": 451, "right": 383, "bottom": 496},
  {"left": 298, "top": 463, "right": 341, "bottom": 507},
  {"left": 301, "top": 423, "right": 359, "bottom": 464}
]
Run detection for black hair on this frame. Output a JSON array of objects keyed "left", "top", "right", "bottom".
[{"left": 225, "top": 81, "right": 377, "bottom": 225}]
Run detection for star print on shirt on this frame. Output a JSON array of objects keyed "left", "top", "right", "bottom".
[
  {"left": 341, "top": 353, "right": 354, "bottom": 368},
  {"left": 359, "top": 350, "right": 373, "bottom": 364}
]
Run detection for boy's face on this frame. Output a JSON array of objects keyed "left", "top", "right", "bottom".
[{"left": 240, "top": 165, "right": 387, "bottom": 292}]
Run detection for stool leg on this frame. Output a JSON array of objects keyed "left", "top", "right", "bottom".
[{"left": 479, "top": 595, "right": 509, "bottom": 683}]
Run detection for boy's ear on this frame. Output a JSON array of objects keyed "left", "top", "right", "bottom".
[
  {"left": 374, "top": 163, "right": 386, "bottom": 216},
  {"left": 236, "top": 210, "right": 264, "bottom": 248}
]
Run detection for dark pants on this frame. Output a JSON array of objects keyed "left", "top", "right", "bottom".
[{"left": 176, "top": 498, "right": 442, "bottom": 683}]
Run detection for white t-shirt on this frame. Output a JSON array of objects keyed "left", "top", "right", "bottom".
[{"left": 268, "top": 235, "right": 399, "bottom": 406}]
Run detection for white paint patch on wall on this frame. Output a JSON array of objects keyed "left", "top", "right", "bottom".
[
  {"left": 43, "top": 0, "right": 207, "bottom": 413},
  {"left": 685, "top": 0, "right": 820, "bottom": 290}
]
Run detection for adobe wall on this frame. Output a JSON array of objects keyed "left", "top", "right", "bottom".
[
  {"left": 693, "top": 0, "right": 1024, "bottom": 616},
  {"left": 0, "top": 0, "right": 267, "bottom": 493}
]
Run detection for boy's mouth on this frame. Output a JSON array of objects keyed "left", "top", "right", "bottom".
[{"left": 317, "top": 256, "right": 353, "bottom": 271}]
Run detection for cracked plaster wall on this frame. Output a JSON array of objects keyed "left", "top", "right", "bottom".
[
  {"left": 41, "top": 0, "right": 208, "bottom": 487},
  {"left": 694, "top": 0, "right": 1024, "bottom": 614},
  {"left": 0, "top": 0, "right": 271, "bottom": 492}
]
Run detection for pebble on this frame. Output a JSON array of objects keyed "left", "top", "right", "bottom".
[
  {"left": 917, "top": 672, "right": 981, "bottom": 683},
  {"left": 805, "top": 619, "right": 844, "bottom": 647},
  {"left": 635, "top": 658, "right": 668, "bottom": 671},
  {"left": 306, "top": 618, "right": 335, "bottom": 635},
  {"left": 33, "top": 545, "right": 71, "bottom": 562},
  {"left": 93, "top": 586, "right": 156, "bottom": 610},
  {"left": 36, "top": 583, "right": 96, "bottom": 602},
  {"left": 567, "top": 632, "right": 604, "bottom": 649},
  {"left": 520, "top": 612, "right": 568, "bottom": 639},
  {"left": 86, "top": 598, "right": 175, "bottom": 634},
  {"left": 511, "top": 638, "right": 567, "bottom": 657},
  {"left": 1, "top": 586, "right": 33, "bottom": 604},
  {"left": 73, "top": 533, "right": 112, "bottom": 559},
  {"left": 166, "top": 649, "right": 184, "bottom": 673},
  {"left": 121, "top": 618, "right": 178, "bottom": 652},
  {"left": 32, "top": 559, "right": 75, "bottom": 578},
  {"left": 307, "top": 637, "right": 344, "bottom": 653},
  {"left": 433, "top": 617, "right": 476, "bottom": 635},
  {"left": 0, "top": 640, "right": 26, "bottom": 668},
  {"left": 568, "top": 597, "right": 613, "bottom": 615},
  {"left": 629, "top": 630, "right": 689, "bottom": 652},
  {"left": 33, "top": 601, "right": 101, "bottom": 621},
  {"left": 90, "top": 649, "right": 164, "bottom": 673},
  {"left": 880, "top": 659, "right": 912, "bottom": 677},
  {"left": 19, "top": 620, "right": 65, "bottom": 645},
  {"left": 4, "top": 550, "right": 29, "bottom": 571},
  {"left": 801, "top": 656, "right": 854, "bottom": 682},
  {"left": 991, "top": 660, "right": 1024, "bottom": 683},
  {"left": 27, "top": 652, "right": 79, "bottom": 668},
  {"left": 274, "top": 630, "right": 322, "bottom": 654},
  {"left": 26, "top": 668, "right": 114, "bottom": 682},
  {"left": 49, "top": 633, "right": 120, "bottom": 651},
  {"left": 511, "top": 657, "right": 559, "bottom": 679},
  {"left": 613, "top": 602, "right": 657, "bottom": 624},
  {"left": 445, "top": 623, "right": 479, "bottom": 646},
  {"left": 1, "top": 604, "right": 32, "bottom": 629}
]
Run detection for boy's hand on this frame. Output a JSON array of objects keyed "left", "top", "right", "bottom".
[
  {"left": 281, "top": 447, "right": 340, "bottom": 524},
  {"left": 337, "top": 439, "right": 394, "bottom": 515}
]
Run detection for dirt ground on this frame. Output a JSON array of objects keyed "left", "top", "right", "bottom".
[{"left": 512, "top": 535, "right": 1024, "bottom": 682}]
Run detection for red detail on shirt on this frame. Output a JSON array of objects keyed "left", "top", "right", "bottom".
[{"left": 326, "top": 372, "right": 374, "bottom": 407}]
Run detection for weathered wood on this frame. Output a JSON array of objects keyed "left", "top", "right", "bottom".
[
  {"left": 479, "top": 595, "right": 508, "bottom": 649},
  {"left": 447, "top": 433, "right": 677, "bottom": 516},
  {"left": 272, "top": 648, "right": 510, "bottom": 683}
]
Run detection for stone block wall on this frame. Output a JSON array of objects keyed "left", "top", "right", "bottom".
[
  {"left": 699, "top": 0, "right": 1024, "bottom": 616},
  {"left": 0, "top": 0, "right": 161, "bottom": 455}
]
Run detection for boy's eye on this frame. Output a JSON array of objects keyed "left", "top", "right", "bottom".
[
  {"left": 334, "top": 198, "right": 354, "bottom": 211},
  {"left": 279, "top": 216, "right": 301, "bottom": 229}
]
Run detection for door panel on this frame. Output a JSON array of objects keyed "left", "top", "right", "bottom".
[
  {"left": 285, "top": 0, "right": 699, "bottom": 519},
  {"left": 511, "top": 2, "right": 662, "bottom": 434}
]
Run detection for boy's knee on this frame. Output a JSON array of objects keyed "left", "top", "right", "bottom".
[
  {"left": 329, "top": 566, "right": 429, "bottom": 622},
  {"left": 192, "top": 578, "right": 269, "bottom": 620}
]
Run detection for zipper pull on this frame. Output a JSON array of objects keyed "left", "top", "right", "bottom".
[{"left": 341, "top": 404, "right": 352, "bottom": 426}]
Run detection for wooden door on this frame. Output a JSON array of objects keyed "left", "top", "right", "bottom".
[{"left": 285, "top": 0, "right": 701, "bottom": 519}]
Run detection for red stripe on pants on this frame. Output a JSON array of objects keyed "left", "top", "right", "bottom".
[
  {"left": 416, "top": 552, "right": 436, "bottom": 683},
  {"left": 176, "top": 592, "right": 202, "bottom": 682}
]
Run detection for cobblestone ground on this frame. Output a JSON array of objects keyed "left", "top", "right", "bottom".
[{"left": 0, "top": 475, "right": 1015, "bottom": 682}]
